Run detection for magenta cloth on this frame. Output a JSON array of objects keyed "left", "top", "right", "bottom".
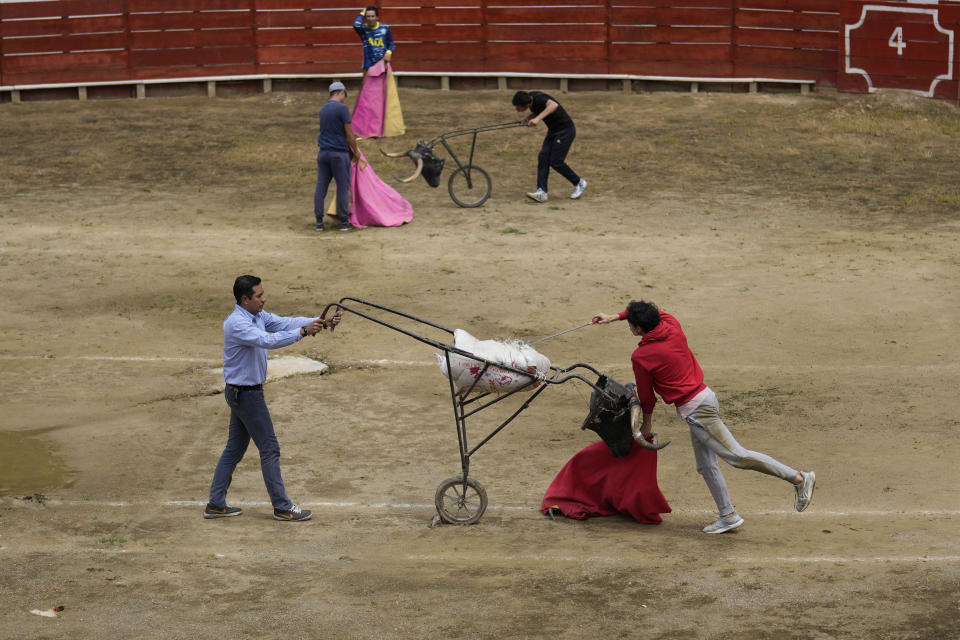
[
  {"left": 541, "top": 440, "right": 672, "bottom": 524},
  {"left": 352, "top": 60, "right": 388, "bottom": 138},
  {"left": 348, "top": 151, "right": 414, "bottom": 228}
]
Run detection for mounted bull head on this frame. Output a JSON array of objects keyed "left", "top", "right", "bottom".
[
  {"left": 581, "top": 376, "right": 669, "bottom": 456},
  {"left": 380, "top": 142, "right": 445, "bottom": 187}
]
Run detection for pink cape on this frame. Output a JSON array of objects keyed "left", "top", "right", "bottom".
[
  {"left": 541, "top": 440, "right": 672, "bottom": 524},
  {"left": 352, "top": 59, "right": 404, "bottom": 139},
  {"left": 348, "top": 151, "right": 414, "bottom": 228}
]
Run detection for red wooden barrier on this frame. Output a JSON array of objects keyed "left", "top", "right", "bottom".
[{"left": 0, "top": 0, "right": 957, "bottom": 103}]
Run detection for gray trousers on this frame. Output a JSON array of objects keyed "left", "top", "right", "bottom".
[{"left": 684, "top": 390, "right": 798, "bottom": 516}]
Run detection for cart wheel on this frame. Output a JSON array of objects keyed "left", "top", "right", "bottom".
[
  {"left": 434, "top": 475, "right": 488, "bottom": 525},
  {"left": 448, "top": 165, "right": 492, "bottom": 208}
]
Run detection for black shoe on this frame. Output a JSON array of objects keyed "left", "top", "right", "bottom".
[
  {"left": 338, "top": 222, "right": 356, "bottom": 232},
  {"left": 273, "top": 504, "right": 312, "bottom": 522},
  {"left": 315, "top": 222, "right": 324, "bottom": 232},
  {"left": 203, "top": 503, "right": 243, "bottom": 519}
]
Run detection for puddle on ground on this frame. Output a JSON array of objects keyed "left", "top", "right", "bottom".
[{"left": 0, "top": 429, "right": 69, "bottom": 496}]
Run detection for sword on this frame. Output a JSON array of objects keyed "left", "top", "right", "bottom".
[{"left": 528, "top": 321, "right": 596, "bottom": 346}]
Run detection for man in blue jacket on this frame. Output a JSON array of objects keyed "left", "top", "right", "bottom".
[
  {"left": 204, "top": 275, "right": 341, "bottom": 523},
  {"left": 353, "top": 6, "right": 394, "bottom": 70}
]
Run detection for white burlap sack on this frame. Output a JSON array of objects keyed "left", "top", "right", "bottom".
[{"left": 435, "top": 329, "right": 551, "bottom": 394}]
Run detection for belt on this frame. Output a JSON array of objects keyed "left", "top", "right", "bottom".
[{"left": 228, "top": 384, "right": 262, "bottom": 391}]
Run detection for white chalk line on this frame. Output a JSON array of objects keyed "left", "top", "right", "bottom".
[
  {"left": 3, "top": 355, "right": 958, "bottom": 372},
  {"left": 42, "top": 499, "right": 960, "bottom": 518},
  {"left": 0, "top": 355, "right": 219, "bottom": 363},
  {"left": 14, "top": 500, "right": 958, "bottom": 565},
  {"left": 403, "top": 554, "right": 960, "bottom": 565}
]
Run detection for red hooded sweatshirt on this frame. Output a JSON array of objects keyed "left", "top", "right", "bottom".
[{"left": 619, "top": 310, "right": 706, "bottom": 414}]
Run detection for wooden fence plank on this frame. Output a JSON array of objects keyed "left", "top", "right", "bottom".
[
  {"left": 484, "top": 40, "right": 608, "bottom": 59},
  {"left": 738, "top": 0, "right": 839, "bottom": 12},
  {"left": 128, "top": 11, "right": 253, "bottom": 31},
  {"left": 611, "top": 0, "right": 733, "bottom": 8},
  {"left": 127, "top": 0, "right": 255, "bottom": 12},
  {"left": 253, "top": 9, "right": 358, "bottom": 29},
  {"left": 611, "top": 25, "right": 732, "bottom": 44},
  {"left": 129, "top": 45, "right": 256, "bottom": 68},
  {"left": 484, "top": 7, "right": 607, "bottom": 23},
  {"left": 484, "top": 24, "right": 606, "bottom": 41},
  {"left": 2, "top": 15, "right": 125, "bottom": 38},
  {"left": 734, "top": 28, "right": 838, "bottom": 50},
  {"left": 609, "top": 58, "right": 734, "bottom": 76},
  {"left": 256, "top": 43, "right": 354, "bottom": 64},
  {"left": 256, "top": 28, "right": 357, "bottom": 47},
  {"left": 612, "top": 42, "right": 733, "bottom": 62},
  {"left": 2, "top": 49, "right": 125, "bottom": 72},
  {"left": 735, "top": 9, "right": 839, "bottom": 31},
  {"left": 3, "top": 32, "right": 127, "bottom": 55},
  {"left": 389, "top": 25, "right": 484, "bottom": 41},
  {"left": 610, "top": 7, "right": 733, "bottom": 26},
  {"left": 735, "top": 45, "right": 836, "bottom": 69},
  {"left": 129, "top": 29, "right": 255, "bottom": 50}
]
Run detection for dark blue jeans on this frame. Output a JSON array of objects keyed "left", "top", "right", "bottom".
[
  {"left": 208, "top": 386, "right": 293, "bottom": 510},
  {"left": 537, "top": 125, "right": 580, "bottom": 192},
  {"left": 314, "top": 148, "right": 352, "bottom": 225}
]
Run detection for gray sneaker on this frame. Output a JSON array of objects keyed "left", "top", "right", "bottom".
[
  {"left": 203, "top": 503, "right": 242, "bottom": 519},
  {"left": 570, "top": 178, "right": 587, "bottom": 199},
  {"left": 702, "top": 512, "right": 744, "bottom": 534},
  {"left": 795, "top": 470, "right": 816, "bottom": 512},
  {"left": 273, "top": 504, "right": 312, "bottom": 522},
  {"left": 525, "top": 188, "right": 548, "bottom": 203}
]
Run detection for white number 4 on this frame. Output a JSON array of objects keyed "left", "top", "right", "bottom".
[{"left": 889, "top": 26, "right": 906, "bottom": 56}]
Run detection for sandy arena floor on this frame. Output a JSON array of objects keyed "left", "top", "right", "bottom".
[{"left": 1, "top": 87, "right": 959, "bottom": 639}]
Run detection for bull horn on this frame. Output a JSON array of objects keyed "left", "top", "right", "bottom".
[
  {"left": 630, "top": 403, "right": 670, "bottom": 450},
  {"left": 380, "top": 146, "right": 410, "bottom": 158},
  {"left": 396, "top": 156, "right": 424, "bottom": 183}
]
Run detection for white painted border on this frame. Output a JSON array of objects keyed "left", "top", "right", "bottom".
[{"left": 844, "top": 5, "right": 954, "bottom": 97}]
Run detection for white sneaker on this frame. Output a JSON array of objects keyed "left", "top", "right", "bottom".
[
  {"left": 570, "top": 178, "right": 587, "bottom": 199},
  {"left": 525, "top": 189, "right": 548, "bottom": 203},
  {"left": 795, "top": 470, "right": 816, "bottom": 512},
  {"left": 702, "top": 512, "right": 744, "bottom": 534}
]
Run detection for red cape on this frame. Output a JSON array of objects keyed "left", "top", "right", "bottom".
[{"left": 541, "top": 440, "right": 671, "bottom": 524}]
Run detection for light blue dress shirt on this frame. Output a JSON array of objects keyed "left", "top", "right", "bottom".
[{"left": 222, "top": 305, "right": 316, "bottom": 385}]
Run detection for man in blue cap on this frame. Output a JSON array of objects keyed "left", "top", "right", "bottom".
[{"left": 315, "top": 81, "right": 366, "bottom": 232}]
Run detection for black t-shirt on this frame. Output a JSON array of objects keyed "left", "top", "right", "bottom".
[{"left": 529, "top": 91, "right": 574, "bottom": 132}]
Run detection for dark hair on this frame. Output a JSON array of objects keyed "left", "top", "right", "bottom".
[
  {"left": 364, "top": 5, "right": 379, "bottom": 16},
  {"left": 625, "top": 300, "right": 661, "bottom": 333},
  {"left": 233, "top": 275, "right": 261, "bottom": 303},
  {"left": 512, "top": 91, "right": 532, "bottom": 107}
]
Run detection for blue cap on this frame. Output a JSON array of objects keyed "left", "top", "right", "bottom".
[{"left": 329, "top": 81, "right": 346, "bottom": 93}]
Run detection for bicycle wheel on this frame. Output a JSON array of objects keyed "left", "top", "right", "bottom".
[
  {"left": 434, "top": 475, "right": 488, "bottom": 525},
  {"left": 447, "top": 165, "right": 492, "bottom": 208}
]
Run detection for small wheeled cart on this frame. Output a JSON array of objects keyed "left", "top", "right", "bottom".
[
  {"left": 320, "top": 297, "right": 618, "bottom": 524},
  {"left": 380, "top": 121, "right": 524, "bottom": 208}
]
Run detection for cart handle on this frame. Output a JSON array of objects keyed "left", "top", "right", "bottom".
[{"left": 427, "top": 121, "right": 524, "bottom": 147}]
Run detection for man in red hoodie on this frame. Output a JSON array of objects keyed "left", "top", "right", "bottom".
[{"left": 592, "top": 300, "right": 816, "bottom": 534}]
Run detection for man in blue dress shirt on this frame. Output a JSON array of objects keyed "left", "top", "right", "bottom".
[{"left": 204, "top": 275, "right": 341, "bottom": 522}]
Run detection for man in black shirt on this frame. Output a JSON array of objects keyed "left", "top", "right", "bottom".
[{"left": 513, "top": 90, "right": 587, "bottom": 203}]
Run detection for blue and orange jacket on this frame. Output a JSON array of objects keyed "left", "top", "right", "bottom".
[{"left": 353, "top": 14, "right": 394, "bottom": 69}]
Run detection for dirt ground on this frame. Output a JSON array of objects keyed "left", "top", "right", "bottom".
[{"left": 1, "top": 85, "right": 959, "bottom": 639}]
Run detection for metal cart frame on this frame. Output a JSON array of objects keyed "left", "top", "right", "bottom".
[{"left": 320, "top": 297, "right": 615, "bottom": 524}]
